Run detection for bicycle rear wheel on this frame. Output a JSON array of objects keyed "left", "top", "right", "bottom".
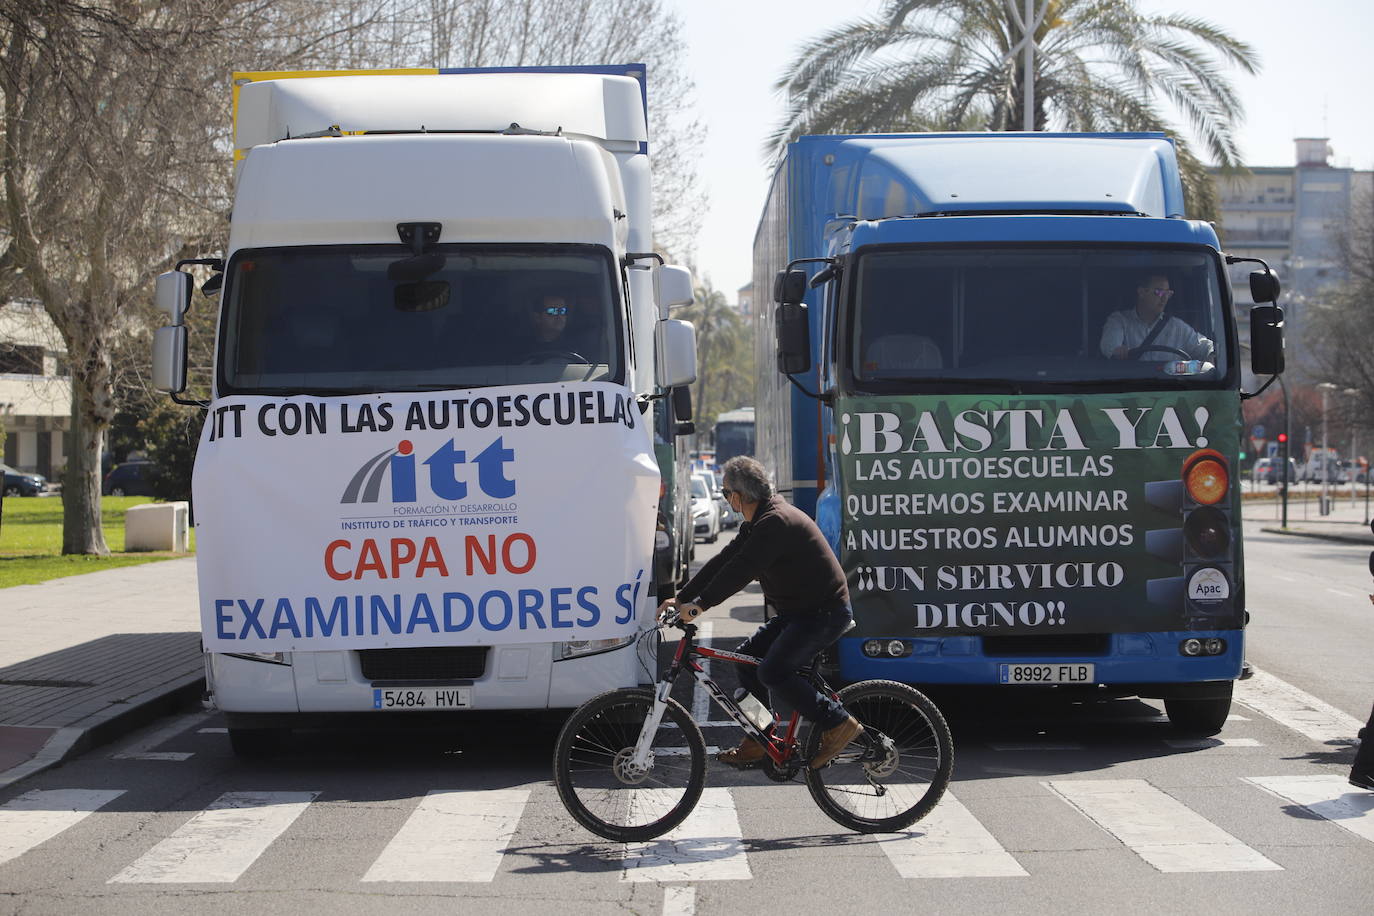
[
  {"left": 553, "top": 687, "right": 707, "bottom": 842},
  {"left": 803, "top": 679, "right": 953, "bottom": 833}
]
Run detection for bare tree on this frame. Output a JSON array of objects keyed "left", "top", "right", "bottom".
[
  {"left": 0, "top": 0, "right": 399, "bottom": 553},
  {"left": 1306, "top": 187, "right": 1374, "bottom": 428}
]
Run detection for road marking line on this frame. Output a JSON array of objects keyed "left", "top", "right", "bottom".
[
  {"left": 0, "top": 789, "right": 125, "bottom": 867},
  {"left": 662, "top": 885, "right": 696, "bottom": 916},
  {"left": 198, "top": 728, "right": 228, "bottom": 734},
  {"left": 692, "top": 621, "right": 713, "bottom": 725},
  {"left": 1235, "top": 668, "right": 1364, "bottom": 746},
  {"left": 1164, "top": 738, "right": 1264, "bottom": 749},
  {"left": 363, "top": 788, "right": 529, "bottom": 882},
  {"left": 1246, "top": 775, "right": 1374, "bottom": 844},
  {"left": 1325, "top": 588, "right": 1358, "bottom": 598},
  {"left": 1046, "top": 779, "right": 1281, "bottom": 872},
  {"left": 874, "top": 791, "right": 1026, "bottom": 878},
  {"left": 623, "top": 787, "right": 751, "bottom": 882},
  {"left": 109, "top": 791, "right": 317, "bottom": 883},
  {"left": 112, "top": 710, "right": 211, "bottom": 761}
]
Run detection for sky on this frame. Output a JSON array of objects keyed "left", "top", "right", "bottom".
[{"left": 668, "top": 0, "right": 1374, "bottom": 297}]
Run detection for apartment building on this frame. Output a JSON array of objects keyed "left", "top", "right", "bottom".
[
  {"left": 0, "top": 301, "right": 70, "bottom": 479},
  {"left": 1211, "top": 138, "right": 1373, "bottom": 373}
]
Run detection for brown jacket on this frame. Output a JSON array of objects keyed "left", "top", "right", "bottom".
[{"left": 678, "top": 495, "right": 848, "bottom": 614}]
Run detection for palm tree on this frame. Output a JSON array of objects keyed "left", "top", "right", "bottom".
[
  {"left": 770, "top": 0, "right": 1260, "bottom": 219},
  {"left": 682, "top": 283, "right": 753, "bottom": 421}
]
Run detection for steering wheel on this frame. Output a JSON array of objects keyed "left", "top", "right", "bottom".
[
  {"left": 1135, "top": 345, "right": 1192, "bottom": 360},
  {"left": 521, "top": 349, "right": 589, "bottom": 365}
]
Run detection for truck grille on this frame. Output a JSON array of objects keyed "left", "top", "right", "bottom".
[
  {"left": 359, "top": 647, "right": 489, "bottom": 682},
  {"left": 981, "top": 634, "right": 1111, "bottom": 657}
]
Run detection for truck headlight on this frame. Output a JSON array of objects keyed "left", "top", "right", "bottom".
[
  {"left": 557, "top": 635, "right": 635, "bottom": 661},
  {"left": 225, "top": 651, "right": 291, "bottom": 666}
]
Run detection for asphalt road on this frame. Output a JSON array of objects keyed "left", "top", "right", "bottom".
[{"left": 2, "top": 519, "right": 1372, "bottom": 915}]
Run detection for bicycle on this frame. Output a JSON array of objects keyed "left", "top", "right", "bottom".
[{"left": 552, "top": 612, "right": 954, "bottom": 841}]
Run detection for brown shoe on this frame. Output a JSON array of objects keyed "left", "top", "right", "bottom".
[
  {"left": 717, "top": 737, "right": 766, "bottom": 769},
  {"left": 810, "top": 716, "right": 863, "bottom": 769}
]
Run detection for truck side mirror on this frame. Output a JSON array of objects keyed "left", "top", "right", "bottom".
[
  {"left": 155, "top": 270, "right": 193, "bottom": 325},
  {"left": 152, "top": 325, "right": 188, "bottom": 393},
  {"left": 657, "top": 265, "right": 695, "bottom": 311},
  {"left": 773, "top": 268, "right": 806, "bottom": 305},
  {"left": 776, "top": 302, "right": 811, "bottom": 375},
  {"left": 655, "top": 318, "right": 697, "bottom": 388},
  {"left": 1249, "top": 269, "right": 1280, "bottom": 304},
  {"left": 1249, "top": 304, "right": 1285, "bottom": 376}
]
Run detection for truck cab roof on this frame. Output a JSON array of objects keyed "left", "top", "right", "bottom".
[{"left": 789, "top": 132, "right": 1186, "bottom": 222}]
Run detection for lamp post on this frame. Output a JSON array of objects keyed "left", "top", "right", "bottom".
[
  {"left": 1278, "top": 373, "right": 1290, "bottom": 528},
  {"left": 1344, "top": 388, "right": 1360, "bottom": 508},
  {"left": 1317, "top": 382, "right": 1338, "bottom": 516}
]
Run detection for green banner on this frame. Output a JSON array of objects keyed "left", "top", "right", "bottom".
[{"left": 835, "top": 391, "right": 1242, "bottom": 637}]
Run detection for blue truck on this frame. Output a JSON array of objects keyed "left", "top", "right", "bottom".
[{"left": 753, "top": 132, "right": 1285, "bottom": 733}]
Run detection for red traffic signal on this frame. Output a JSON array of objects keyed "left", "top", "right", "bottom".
[{"left": 1277, "top": 432, "right": 1288, "bottom": 443}]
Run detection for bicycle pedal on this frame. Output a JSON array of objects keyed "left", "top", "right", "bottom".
[{"left": 715, "top": 750, "right": 765, "bottom": 770}]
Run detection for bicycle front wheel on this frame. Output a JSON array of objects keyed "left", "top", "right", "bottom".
[
  {"left": 804, "top": 679, "right": 953, "bottom": 833},
  {"left": 553, "top": 687, "right": 707, "bottom": 842}
]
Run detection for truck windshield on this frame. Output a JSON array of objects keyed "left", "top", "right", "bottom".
[
  {"left": 847, "top": 247, "right": 1230, "bottom": 391},
  {"left": 219, "top": 244, "right": 622, "bottom": 395}
]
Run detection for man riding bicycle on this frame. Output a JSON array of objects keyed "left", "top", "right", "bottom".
[{"left": 659, "top": 456, "right": 863, "bottom": 770}]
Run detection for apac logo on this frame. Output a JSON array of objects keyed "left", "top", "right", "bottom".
[
  {"left": 342, "top": 437, "right": 515, "bottom": 504},
  {"left": 1186, "top": 567, "right": 1230, "bottom": 604}
]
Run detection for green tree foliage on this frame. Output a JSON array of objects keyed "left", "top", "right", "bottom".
[
  {"left": 769, "top": 0, "right": 1261, "bottom": 221},
  {"left": 680, "top": 281, "right": 754, "bottom": 425},
  {"left": 137, "top": 403, "right": 201, "bottom": 504}
]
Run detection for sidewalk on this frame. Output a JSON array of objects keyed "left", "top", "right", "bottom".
[
  {"left": 1244, "top": 492, "right": 1374, "bottom": 545},
  {"left": 0, "top": 558, "right": 202, "bottom": 789}
]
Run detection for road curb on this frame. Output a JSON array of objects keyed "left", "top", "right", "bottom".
[
  {"left": 0, "top": 674, "right": 204, "bottom": 791},
  {"left": 1259, "top": 526, "right": 1374, "bottom": 546}
]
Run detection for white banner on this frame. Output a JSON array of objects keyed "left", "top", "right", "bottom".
[{"left": 193, "top": 382, "right": 659, "bottom": 652}]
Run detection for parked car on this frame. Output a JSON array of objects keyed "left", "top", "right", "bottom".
[
  {"left": 1252, "top": 457, "right": 1298, "bottom": 485},
  {"left": 102, "top": 460, "right": 156, "bottom": 497},
  {"left": 690, "top": 473, "right": 721, "bottom": 543},
  {"left": 1, "top": 464, "right": 48, "bottom": 497}
]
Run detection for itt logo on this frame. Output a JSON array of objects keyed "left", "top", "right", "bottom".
[{"left": 342, "top": 437, "right": 515, "bottom": 504}]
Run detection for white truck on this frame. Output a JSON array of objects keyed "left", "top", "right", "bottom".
[{"left": 152, "top": 66, "right": 697, "bottom": 755}]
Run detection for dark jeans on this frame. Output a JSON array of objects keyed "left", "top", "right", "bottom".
[
  {"left": 737, "top": 604, "right": 852, "bottom": 731},
  {"left": 1354, "top": 703, "right": 1374, "bottom": 777}
]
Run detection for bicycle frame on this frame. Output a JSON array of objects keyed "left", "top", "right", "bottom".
[{"left": 629, "top": 622, "right": 812, "bottom": 771}]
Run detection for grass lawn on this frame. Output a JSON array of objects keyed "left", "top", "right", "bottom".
[{"left": 0, "top": 495, "right": 195, "bottom": 589}]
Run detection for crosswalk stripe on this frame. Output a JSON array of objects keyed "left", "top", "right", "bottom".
[
  {"left": 1163, "top": 738, "right": 1264, "bottom": 749},
  {"left": 1236, "top": 668, "right": 1363, "bottom": 746},
  {"left": 662, "top": 885, "right": 696, "bottom": 916},
  {"left": 108, "top": 791, "right": 317, "bottom": 884},
  {"left": 1046, "top": 779, "right": 1281, "bottom": 872},
  {"left": 875, "top": 791, "right": 1027, "bottom": 878},
  {"left": 0, "top": 789, "right": 125, "bottom": 867},
  {"left": 1245, "top": 775, "right": 1374, "bottom": 844},
  {"left": 622, "top": 788, "right": 751, "bottom": 882},
  {"left": 362, "top": 788, "right": 529, "bottom": 882}
]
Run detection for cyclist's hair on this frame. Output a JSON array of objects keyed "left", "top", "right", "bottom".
[{"left": 721, "top": 456, "right": 773, "bottom": 503}]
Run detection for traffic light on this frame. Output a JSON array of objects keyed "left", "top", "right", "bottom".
[
  {"left": 1277, "top": 432, "right": 1288, "bottom": 444},
  {"left": 1145, "top": 449, "right": 1239, "bottom": 634}
]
